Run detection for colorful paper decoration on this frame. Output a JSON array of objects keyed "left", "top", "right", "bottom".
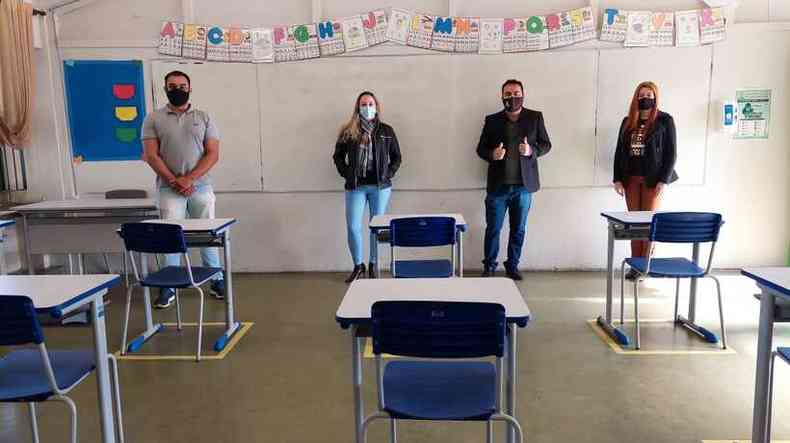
[
  {"left": 625, "top": 11, "right": 652, "bottom": 47},
  {"left": 112, "top": 84, "right": 135, "bottom": 100},
  {"left": 114, "top": 106, "right": 138, "bottom": 122},
  {"left": 273, "top": 25, "right": 298, "bottom": 62},
  {"left": 699, "top": 7, "right": 726, "bottom": 44},
  {"left": 431, "top": 16, "right": 455, "bottom": 52},
  {"left": 114, "top": 127, "right": 137, "bottom": 143},
  {"left": 182, "top": 24, "right": 207, "bottom": 59},
  {"left": 547, "top": 11, "right": 574, "bottom": 48},
  {"left": 675, "top": 10, "right": 701, "bottom": 47},
  {"left": 317, "top": 20, "right": 345, "bottom": 56},
  {"left": 362, "top": 10, "right": 388, "bottom": 46},
  {"left": 342, "top": 15, "right": 368, "bottom": 52},
  {"left": 479, "top": 19, "right": 503, "bottom": 54},
  {"left": 386, "top": 9, "right": 411, "bottom": 45},
  {"left": 570, "top": 7, "right": 596, "bottom": 43},
  {"left": 600, "top": 9, "right": 629, "bottom": 42},
  {"left": 407, "top": 14, "right": 434, "bottom": 49},
  {"left": 229, "top": 28, "right": 253, "bottom": 62},
  {"left": 291, "top": 23, "right": 320, "bottom": 60},
  {"left": 453, "top": 17, "right": 481, "bottom": 53},
  {"left": 159, "top": 21, "right": 183, "bottom": 56},
  {"left": 251, "top": 28, "right": 274, "bottom": 63},
  {"left": 649, "top": 12, "right": 675, "bottom": 47},
  {"left": 206, "top": 26, "right": 229, "bottom": 61}
]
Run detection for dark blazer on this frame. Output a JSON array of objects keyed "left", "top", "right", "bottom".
[
  {"left": 476, "top": 108, "right": 552, "bottom": 193},
  {"left": 333, "top": 121, "right": 402, "bottom": 191},
  {"left": 613, "top": 111, "right": 679, "bottom": 187}
]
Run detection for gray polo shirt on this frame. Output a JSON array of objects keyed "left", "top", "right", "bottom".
[{"left": 141, "top": 105, "right": 220, "bottom": 189}]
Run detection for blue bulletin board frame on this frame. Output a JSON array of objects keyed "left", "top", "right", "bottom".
[{"left": 63, "top": 60, "right": 145, "bottom": 161}]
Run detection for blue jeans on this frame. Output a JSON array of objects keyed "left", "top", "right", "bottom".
[
  {"left": 158, "top": 185, "right": 222, "bottom": 279},
  {"left": 483, "top": 185, "right": 532, "bottom": 271},
  {"left": 345, "top": 185, "right": 392, "bottom": 266}
]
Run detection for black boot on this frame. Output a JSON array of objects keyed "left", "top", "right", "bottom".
[
  {"left": 506, "top": 268, "right": 523, "bottom": 281},
  {"left": 481, "top": 266, "right": 496, "bottom": 277},
  {"left": 345, "top": 263, "right": 366, "bottom": 283},
  {"left": 368, "top": 265, "right": 377, "bottom": 279}
]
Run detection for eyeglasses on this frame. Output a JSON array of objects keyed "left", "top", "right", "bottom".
[{"left": 502, "top": 91, "right": 523, "bottom": 98}]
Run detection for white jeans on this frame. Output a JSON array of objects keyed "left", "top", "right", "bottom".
[{"left": 158, "top": 185, "right": 222, "bottom": 278}]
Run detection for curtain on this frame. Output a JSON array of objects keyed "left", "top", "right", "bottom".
[{"left": 0, "top": 0, "right": 34, "bottom": 147}]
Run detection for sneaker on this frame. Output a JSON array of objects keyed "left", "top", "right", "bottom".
[
  {"left": 154, "top": 288, "right": 175, "bottom": 309},
  {"left": 625, "top": 269, "right": 640, "bottom": 281},
  {"left": 210, "top": 280, "right": 226, "bottom": 300}
]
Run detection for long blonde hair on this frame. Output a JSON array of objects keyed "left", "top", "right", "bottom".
[
  {"left": 338, "top": 91, "right": 381, "bottom": 143},
  {"left": 625, "top": 81, "right": 660, "bottom": 135}
]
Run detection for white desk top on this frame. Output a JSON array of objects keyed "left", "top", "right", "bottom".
[
  {"left": 336, "top": 277, "right": 530, "bottom": 327},
  {"left": 600, "top": 211, "right": 655, "bottom": 225},
  {"left": 13, "top": 198, "right": 158, "bottom": 212},
  {"left": 0, "top": 274, "right": 120, "bottom": 317},
  {"left": 369, "top": 213, "right": 467, "bottom": 230},
  {"left": 742, "top": 267, "right": 790, "bottom": 299},
  {"left": 143, "top": 218, "right": 237, "bottom": 234}
]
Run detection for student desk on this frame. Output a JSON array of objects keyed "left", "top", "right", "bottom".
[
  {"left": 336, "top": 277, "right": 530, "bottom": 443},
  {"left": 368, "top": 213, "right": 467, "bottom": 277},
  {"left": 598, "top": 211, "right": 713, "bottom": 347},
  {"left": 742, "top": 267, "right": 790, "bottom": 443},
  {"left": 124, "top": 218, "right": 240, "bottom": 353},
  {"left": 0, "top": 274, "right": 122, "bottom": 443},
  {"left": 12, "top": 198, "right": 159, "bottom": 274}
]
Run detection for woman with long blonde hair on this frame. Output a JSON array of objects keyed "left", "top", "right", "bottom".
[
  {"left": 613, "top": 81, "right": 678, "bottom": 280},
  {"left": 332, "top": 91, "right": 402, "bottom": 282}
]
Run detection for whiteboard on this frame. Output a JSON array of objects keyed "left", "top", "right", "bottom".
[
  {"left": 150, "top": 60, "right": 263, "bottom": 191},
  {"left": 594, "top": 46, "right": 712, "bottom": 186},
  {"left": 259, "top": 50, "right": 598, "bottom": 191}
]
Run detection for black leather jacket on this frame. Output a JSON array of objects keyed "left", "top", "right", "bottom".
[
  {"left": 613, "top": 111, "right": 679, "bottom": 187},
  {"left": 333, "top": 121, "right": 402, "bottom": 190}
]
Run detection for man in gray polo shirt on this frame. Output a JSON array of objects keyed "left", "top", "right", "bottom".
[{"left": 141, "top": 70, "right": 224, "bottom": 309}]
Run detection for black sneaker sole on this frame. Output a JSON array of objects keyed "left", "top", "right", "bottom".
[
  {"left": 209, "top": 288, "right": 225, "bottom": 300},
  {"left": 154, "top": 296, "right": 175, "bottom": 309}
]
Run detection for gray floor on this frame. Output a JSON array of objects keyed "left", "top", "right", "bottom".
[{"left": 0, "top": 271, "right": 787, "bottom": 443}]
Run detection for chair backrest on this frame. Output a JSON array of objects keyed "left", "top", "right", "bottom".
[
  {"left": 371, "top": 301, "right": 506, "bottom": 358},
  {"left": 390, "top": 217, "right": 456, "bottom": 247},
  {"left": 0, "top": 295, "right": 44, "bottom": 346},
  {"left": 106, "top": 189, "right": 148, "bottom": 199},
  {"left": 120, "top": 222, "right": 187, "bottom": 254},
  {"left": 650, "top": 212, "right": 723, "bottom": 244}
]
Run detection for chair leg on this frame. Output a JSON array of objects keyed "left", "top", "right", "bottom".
[
  {"left": 196, "top": 287, "right": 205, "bottom": 362},
  {"left": 673, "top": 278, "right": 680, "bottom": 324},
  {"left": 103, "top": 253, "right": 112, "bottom": 273},
  {"left": 108, "top": 354, "right": 125, "bottom": 443},
  {"left": 50, "top": 395, "right": 77, "bottom": 443},
  {"left": 123, "top": 253, "right": 129, "bottom": 289},
  {"left": 175, "top": 289, "right": 183, "bottom": 331},
  {"left": 768, "top": 351, "right": 777, "bottom": 442},
  {"left": 390, "top": 418, "right": 397, "bottom": 443},
  {"left": 634, "top": 279, "right": 641, "bottom": 350},
  {"left": 493, "top": 414, "right": 524, "bottom": 443},
  {"left": 28, "top": 403, "right": 40, "bottom": 443},
  {"left": 710, "top": 275, "right": 727, "bottom": 349},
  {"left": 121, "top": 284, "right": 134, "bottom": 355},
  {"left": 486, "top": 420, "right": 493, "bottom": 443},
  {"left": 620, "top": 261, "right": 627, "bottom": 325}
]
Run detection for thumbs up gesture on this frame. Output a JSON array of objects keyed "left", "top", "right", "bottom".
[
  {"left": 519, "top": 137, "right": 532, "bottom": 156},
  {"left": 493, "top": 143, "right": 506, "bottom": 161}
]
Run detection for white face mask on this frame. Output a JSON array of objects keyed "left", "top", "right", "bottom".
[{"left": 360, "top": 104, "right": 377, "bottom": 120}]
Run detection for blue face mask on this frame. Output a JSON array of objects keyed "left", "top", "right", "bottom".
[{"left": 360, "top": 105, "right": 377, "bottom": 121}]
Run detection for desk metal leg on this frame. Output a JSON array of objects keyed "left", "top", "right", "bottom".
[
  {"left": 21, "top": 215, "right": 34, "bottom": 275},
  {"left": 125, "top": 253, "right": 163, "bottom": 353},
  {"left": 371, "top": 229, "right": 380, "bottom": 278},
  {"left": 215, "top": 230, "right": 240, "bottom": 352},
  {"left": 91, "top": 291, "right": 117, "bottom": 443},
  {"left": 352, "top": 326, "right": 364, "bottom": 443},
  {"left": 506, "top": 324, "right": 517, "bottom": 443},
  {"left": 458, "top": 230, "right": 464, "bottom": 277},
  {"left": 752, "top": 288, "right": 775, "bottom": 443},
  {"left": 675, "top": 243, "right": 719, "bottom": 344},
  {"left": 597, "top": 223, "right": 630, "bottom": 346}
]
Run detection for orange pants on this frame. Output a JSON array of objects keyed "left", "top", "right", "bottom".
[{"left": 624, "top": 176, "right": 662, "bottom": 257}]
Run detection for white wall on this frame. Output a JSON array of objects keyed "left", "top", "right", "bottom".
[{"left": 26, "top": 0, "right": 790, "bottom": 272}]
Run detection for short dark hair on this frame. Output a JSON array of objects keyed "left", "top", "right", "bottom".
[
  {"left": 164, "top": 70, "right": 190, "bottom": 86},
  {"left": 501, "top": 79, "right": 523, "bottom": 94}
]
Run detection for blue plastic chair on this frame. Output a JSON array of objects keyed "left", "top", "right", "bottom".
[
  {"left": 119, "top": 222, "right": 223, "bottom": 361},
  {"left": 389, "top": 217, "right": 456, "bottom": 278},
  {"left": 620, "top": 212, "right": 726, "bottom": 350},
  {"left": 0, "top": 295, "right": 124, "bottom": 443},
  {"left": 363, "top": 301, "right": 523, "bottom": 443}
]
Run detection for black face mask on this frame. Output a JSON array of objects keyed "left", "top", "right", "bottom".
[
  {"left": 638, "top": 97, "right": 655, "bottom": 110},
  {"left": 503, "top": 96, "right": 524, "bottom": 113},
  {"left": 166, "top": 88, "right": 190, "bottom": 107}
]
